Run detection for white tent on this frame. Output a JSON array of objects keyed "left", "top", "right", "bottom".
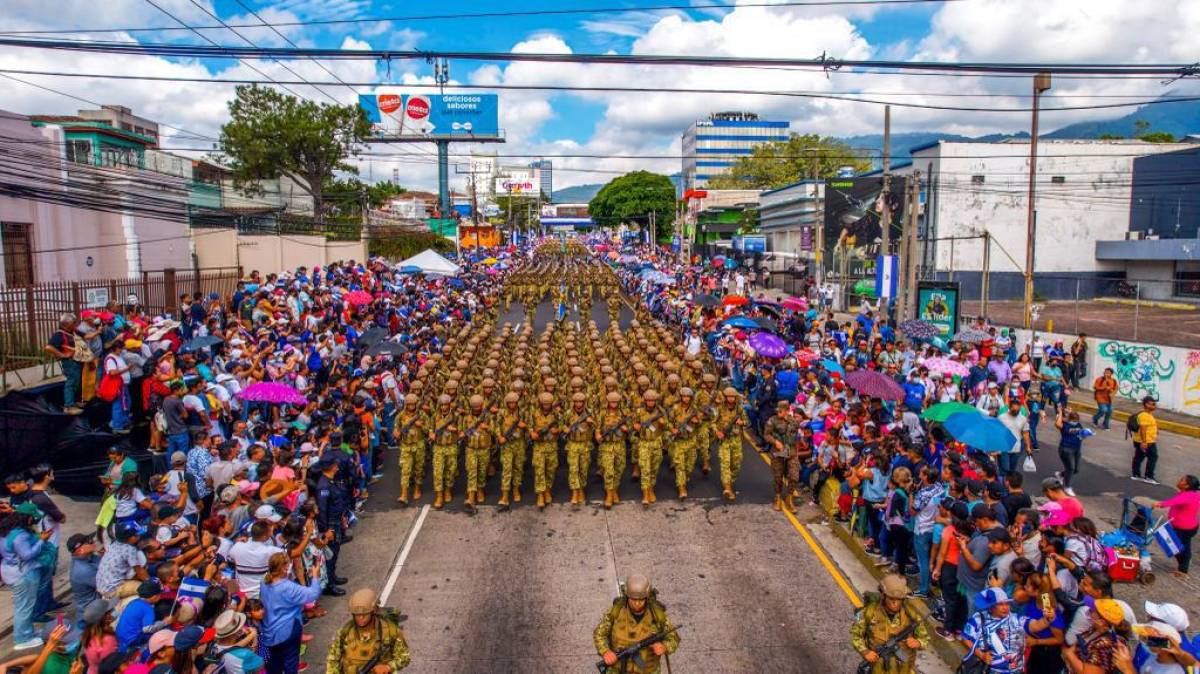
[{"left": 396, "top": 249, "right": 461, "bottom": 276}]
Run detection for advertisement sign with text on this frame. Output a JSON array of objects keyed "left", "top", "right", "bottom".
[
  {"left": 916, "top": 281, "right": 960, "bottom": 337},
  {"left": 822, "top": 177, "right": 905, "bottom": 262},
  {"left": 494, "top": 168, "right": 541, "bottom": 196},
  {"left": 359, "top": 93, "right": 500, "bottom": 139}
]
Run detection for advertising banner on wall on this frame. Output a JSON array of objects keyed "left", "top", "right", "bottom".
[
  {"left": 822, "top": 177, "right": 905, "bottom": 262},
  {"left": 358, "top": 93, "right": 500, "bottom": 139},
  {"left": 916, "top": 281, "right": 960, "bottom": 338},
  {"left": 494, "top": 168, "right": 541, "bottom": 196}
]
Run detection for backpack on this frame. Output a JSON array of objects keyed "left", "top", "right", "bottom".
[
  {"left": 1067, "top": 534, "right": 1108, "bottom": 573},
  {"left": 1125, "top": 412, "right": 1141, "bottom": 439}
]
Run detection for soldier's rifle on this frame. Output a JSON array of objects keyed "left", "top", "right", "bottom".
[
  {"left": 566, "top": 412, "right": 592, "bottom": 437},
  {"left": 595, "top": 624, "right": 682, "bottom": 674},
  {"left": 600, "top": 415, "right": 629, "bottom": 440},
  {"left": 856, "top": 618, "right": 918, "bottom": 674}
]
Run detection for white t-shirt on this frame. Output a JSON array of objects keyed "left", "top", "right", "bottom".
[
  {"left": 165, "top": 469, "right": 199, "bottom": 518},
  {"left": 104, "top": 353, "right": 131, "bottom": 384},
  {"left": 227, "top": 540, "right": 285, "bottom": 597},
  {"left": 998, "top": 412, "right": 1030, "bottom": 454}
]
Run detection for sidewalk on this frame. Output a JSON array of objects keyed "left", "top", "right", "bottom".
[{"left": 1069, "top": 395, "right": 1200, "bottom": 438}]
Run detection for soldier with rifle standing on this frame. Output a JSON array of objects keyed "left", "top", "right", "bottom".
[
  {"left": 712, "top": 387, "right": 749, "bottom": 502},
  {"left": 598, "top": 391, "right": 628, "bottom": 509},
  {"left": 563, "top": 391, "right": 597, "bottom": 507},
  {"left": 635, "top": 390, "right": 666, "bottom": 506},
  {"left": 529, "top": 392, "right": 560, "bottom": 510},
  {"left": 428, "top": 394, "right": 463, "bottom": 510},
  {"left": 496, "top": 390, "right": 527, "bottom": 509},
  {"left": 327, "top": 588, "right": 411, "bottom": 674},
  {"left": 849, "top": 574, "right": 929, "bottom": 674},
  {"left": 594, "top": 573, "right": 680, "bottom": 674}
]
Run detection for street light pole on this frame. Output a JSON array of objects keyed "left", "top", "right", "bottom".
[{"left": 1024, "top": 71, "right": 1051, "bottom": 329}]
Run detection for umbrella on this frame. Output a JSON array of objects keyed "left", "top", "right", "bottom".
[
  {"left": 921, "top": 402, "right": 979, "bottom": 423},
  {"left": 844, "top": 369, "right": 905, "bottom": 401},
  {"left": 755, "top": 304, "right": 783, "bottom": 318},
  {"left": 399, "top": 265, "right": 422, "bottom": 274},
  {"left": 366, "top": 341, "right": 407, "bottom": 357},
  {"left": 179, "top": 335, "right": 223, "bottom": 353},
  {"left": 751, "top": 316, "right": 777, "bottom": 331},
  {"left": 238, "top": 382, "right": 307, "bottom": 406},
  {"left": 357, "top": 327, "right": 388, "bottom": 347},
  {"left": 482, "top": 257, "right": 499, "bottom": 264},
  {"left": 694, "top": 294, "right": 722, "bottom": 307},
  {"left": 820, "top": 359, "right": 845, "bottom": 375},
  {"left": 749, "top": 332, "right": 788, "bottom": 359},
  {"left": 942, "top": 411, "right": 1017, "bottom": 453},
  {"left": 345, "top": 290, "right": 373, "bottom": 306},
  {"left": 952, "top": 327, "right": 991, "bottom": 344},
  {"left": 723, "top": 295, "right": 749, "bottom": 307},
  {"left": 781, "top": 296, "right": 807, "bottom": 312},
  {"left": 899, "top": 319, "right": 940, "bottom": 340},
  {"left": 484, "top": 267, "right": 500, "bottom": 276},
  {"left": 722, "top": 316, "right": 762, "bottom": 330},
  {"left": 923, "top": 357, "right": 970, "bottom": 378}
]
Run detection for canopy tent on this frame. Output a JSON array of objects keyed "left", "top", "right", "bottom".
[{"left": 396, "top": 249, "right": 461, "bottom": 276}]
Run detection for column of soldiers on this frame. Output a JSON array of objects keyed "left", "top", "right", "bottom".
[{"left": 393, "top": 250, "right": 752, "bottom": 512}]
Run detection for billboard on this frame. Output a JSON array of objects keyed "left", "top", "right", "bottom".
[
  {"left": 494, "top": 168, "right": 540, "bottom": 196},
  {"left": 822, "top": 177, "right": 905, "bottom": 262},
  {"left": 358, "top": 93, "right": 499, "bottom": 139},
  {"left": 916, "top": 281, "right": 961, "bottom": 338}
]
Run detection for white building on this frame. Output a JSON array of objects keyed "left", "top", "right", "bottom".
[
  {"left": 897, "top": 139, "right": 1196, "bottom": 300},
  {"left": 758, "top": 180, "right": 824, "bottom": 264}
]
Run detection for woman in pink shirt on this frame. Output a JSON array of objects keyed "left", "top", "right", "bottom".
[{"left": 1155, "top": 474, "right": 1199, "bottom": 577}]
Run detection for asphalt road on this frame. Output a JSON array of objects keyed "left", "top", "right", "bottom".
[{"left": 306, "top": 298, "right": 874, "bottom": 673}]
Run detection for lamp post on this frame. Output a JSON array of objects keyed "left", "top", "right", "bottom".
[{"left": 1024, "top": 71, "right": 1052, "bottom": 328}]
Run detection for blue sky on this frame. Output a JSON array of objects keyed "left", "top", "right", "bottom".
[{"left": 3, "top": 0, "right": 1197, "bottom": 190}]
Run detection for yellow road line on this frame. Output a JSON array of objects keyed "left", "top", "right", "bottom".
[{"left": 756, "top": 452, "right": 863, "bottom": 608}]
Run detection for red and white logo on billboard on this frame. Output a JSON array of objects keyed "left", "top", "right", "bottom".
[
  {"left": 377, "top": 94, "right": 402, "bottom": 114},
  {"left": 405, "top": 96, "right": 431, "bottom": 121}
]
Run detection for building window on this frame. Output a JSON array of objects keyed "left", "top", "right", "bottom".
[
  {"left": 65, "top": 139, "right": 92, "bottom": 164},
  {"left": 971, "top": 175, "right": 985, "bottom": 185},
  {"left": 1176, "top": 262, "right": 1200, "bottom": 298},
  {"left": 99, "top": 144, "right": 137, "bottom": 168},
  {"left": 1051, "top": 176, "right": 1066, "bottom": 184},
  {"left": 1, "top": 222, "right": 35, "bottom": 286}
]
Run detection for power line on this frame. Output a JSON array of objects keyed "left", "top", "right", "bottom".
[
  {"left": 0, "top": 0, "right": 963, "bottom": 36},
  {"left": 1, "top": 37, "right": 1194, "bottom": 76},
  {"left": 3, "top": 67, "right": 1198, "bottom": 113}
]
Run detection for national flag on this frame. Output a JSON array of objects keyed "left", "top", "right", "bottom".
[
  {"left": 1155, "top": 523, "right": 1183, "bottom": 558},
  {"left": 177, "top": 576, "right": 210, "bottom": 603}
]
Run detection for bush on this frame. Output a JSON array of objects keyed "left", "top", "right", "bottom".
[{"left": 368, "top": 231, "right": 455, "bottom": 261}]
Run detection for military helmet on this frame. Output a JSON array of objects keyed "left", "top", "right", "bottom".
[
  {"left": 511, "top": 379, "right": 527, "bottom": 391},
  {"left": 538, "top": 392, "right": 554, "bottom": 405},
  {"left": 606, "top": 392, "right": 622, "bottom": 404},
  {"left": 879, "top": 574, "right": 909, "bottom": 600},
  {"left": 570, "top": 376, "right": 585, "bottom": 388},
  {"left": 504, "top": 392, "right": 519, "bottom": 404},
  {"left": 680, "top": 387, "right": 695, "bottom": 398},
  {"left": 571, "top": 392, "right": 586, "bottom": 403},
  {"left": 410, "top": 380, "right": 424, "bottom": 390},
  {"left": 636, "top": 375, "right": 651, "bottom": 388},
  {"left": 445, "top": 379, "right": 460, "bottom": 391},
  {"left": 723, "top": 386, "right": 739, "bottom": 398},
  {"left": 448, "top": 370, "right": 462, "bottom": 381},
  {"left": 666, "top": 373, "right": 681, "bottom": 385},
  {"left": 482, "top": 378, "right": 496, "bottom": 388},
  {"left": 437, "top": 394, "right": 452, "bottom": 405},
  {"left": 469, "top": 394, "right": 485, "bottom": 409},
  {"left": 348, "top": 588, "right": 379, "bottom": 615},
  {"left": 543, "top": 377, "right": 557, "bottom": 388},
  {"left": 603, "top": 376, "right": 619, "bottom": 388},
  {"left": 624, "top": 574, "right": 651, "bottom": 600},
  {"left": 644, "top": 389, "right": 660, "bottom": 401},
  {"left": 702, "top": 373, "right": 717, "bottom": 384}
]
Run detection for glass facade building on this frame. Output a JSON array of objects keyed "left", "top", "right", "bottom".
[{"left": 681, "top": 112, "right": 790, "bottom": 189}]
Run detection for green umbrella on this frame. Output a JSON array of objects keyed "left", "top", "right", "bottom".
[{"left": 921, "top": 401, "right": 979, "bottom": 423}]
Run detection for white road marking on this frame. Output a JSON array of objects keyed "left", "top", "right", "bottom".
[{"left": 380, "top": 504, "right": 430, "bottom": 605}]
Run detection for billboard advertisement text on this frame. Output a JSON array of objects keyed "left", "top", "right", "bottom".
[
  {"left": 822, "top": 177, "right": 905, "bottom": 263},
  {"left": 916, "top": 281, "right": 961, "bottom": 338},
  {"left": 359, "top": 93, "right": 500, "bottom": 139}
]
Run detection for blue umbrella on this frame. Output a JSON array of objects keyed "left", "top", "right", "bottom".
[
  {"left": 722, "top": 316, "right": 761, "bottom": 330},
  {"left": 820, "top": 359, "right": 844, "bottom": 375},
  {"left": 448, "top": 278, "right": 465, "bottom": 288},
  {"left": 942, "top": 411, "right": 1016, "bottom": 453}
]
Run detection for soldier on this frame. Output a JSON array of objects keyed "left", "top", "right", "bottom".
[
  {"left": 712, "top": 387, "right": 749, "bottom": 502},
  {"left": 496, "top": 391, "right": 526, "bottom": 508},
  {"left": 562, "top": 391, "right": 596, "bottom": 507},
  {"left": 597, "top": 391, "right": 627, "bottom": 509},
  {"left": 634, "top": 389, "right": 667, "bottom": 506},
  {"left": 695, "top": 373, "right": 718, "bottom": 475},
  {"left": 668, "top": 387, "right": 701, "bottom": 500},
  {"left": 394, "top": 394, "right": 426, "bottom": 506},
  {"left": 849, "top": 574, "right": 928, "bottom": 674},
  {"left": 462, "top": 394, "right": 494, "bottom": 513},
  {"left": 764, "top": 400, "right": 798, "bottom": 512},
  {"left": 326, "top": 588, "right": 411, "bottom": 673},
  {"left": 594, "top": 574, "right": 680, "bottom": 674},
  {"left": 529, "top": 392, "right": 560, "bottom": 510},
  {"left": 428, "top": 394, "right": 462, "bottom": 510}
]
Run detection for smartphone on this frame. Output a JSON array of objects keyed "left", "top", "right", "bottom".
[
  {"left": 1146, "top": 636, "right": 1171, "bottom": 649},
  {"left": 56, "top": 612, "right": 65, "bottom": 628},
  {"left": 1040, "top": 594, "right": 1053, "bottom": 613}
]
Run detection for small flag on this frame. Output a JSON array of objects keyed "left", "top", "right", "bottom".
[
  {"left": 1155, "top": 523, "right": 1183, "bottom": 558},
  {"left": 178, "top": 576, "right": 210, "bottom": 603}
]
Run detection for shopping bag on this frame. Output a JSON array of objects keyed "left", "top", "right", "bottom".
[{"left": 1022, "top": 455, "right": 1037, "bottom": 473}]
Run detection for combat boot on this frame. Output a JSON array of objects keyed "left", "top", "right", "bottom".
[
  {"left": 497, "top": 490, "right": 510, "bottom": 507},
  {"left": 536, "top": 492, "right": 546, "bottom": 509},
  {"left": 396, "top": 486, "right": 409, "bottom": 505},
  {"left": 603, "top": 489, "right": 614, "bottom": 509},
  {"left": 785, "top": 493, "right": 796, "bottom": 512},
  {"left": 476, "top": 489, "right": 485, "bottom": 504},
  {"left": 443, "top": 489, "right": 452, "bottom": 505},
  {"left": 463, "top": 492, "right": 476, "bottom": 513},
  {"left": 641, "top": 488, "right": 651, "bottom": 506},
  {"left": 543, "top": 490, "right": 553, "bottom": 505},
  {"left": 412, "top": 485, "right": 422, "bottom": 501},
  {"left": 631, "top": 464, "right": 641, "bottom": 479},
  {"left": 723, "top": 483, "right": 736, "bottom": 502},
  {"left": 678, "top": 484, "right": 688, "bottom": 500},
  {"left": 612, "top": 489, "right": 620, "bottom": 504},
  {"left": 512, "top": 486, "right": 521, "bottom": 502},
  {"left": 433, "top": 491, "right": 444, "bottom": 509},
  {"left": 648, "top": 488, "right": 657, "bottom": 503},
  {"left": 773, "top": 494, "right": 783, "bottom": 511}
]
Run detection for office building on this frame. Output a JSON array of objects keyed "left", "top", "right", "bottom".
[
  {"left": 681, "top": 111, "right": 789, "bottom": 190},
  {"left": 529, "top": 160, "right": 553, "bottom": 200}
]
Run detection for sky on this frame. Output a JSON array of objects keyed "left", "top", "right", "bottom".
[{"left": 2, "top": 0, "right": 1199, "bottom": 192}]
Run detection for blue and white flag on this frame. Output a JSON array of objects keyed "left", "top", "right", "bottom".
[
  {"left": 177, "top": 576, "right": 210, "bottom": 603},
  {"left": 1155, "top": 523, "right": 1183, "bottom": 557}
]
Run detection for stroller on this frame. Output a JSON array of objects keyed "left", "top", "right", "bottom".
[{"left": 1100, "top": 496, "right": 1169, "bottom": 585}]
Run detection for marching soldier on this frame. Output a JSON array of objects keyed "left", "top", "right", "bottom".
[
  {"left": 462, "top": 394, "right": 494, "bottom": 513},
  {"left": 712, "top": 387, "right": 748, "bottom": 502},
  {"left": 429, "top": 394, "right": 462, "bottom": 510},
  {"left": 594, "top": 574, "right": 680, "bottom": 674},
  {"left": 634, "top": 389, "right": 666, "bottom": 506},
  {"left": 764, "top": 400, "right": 798, "bottom": 512},
  {"left": 695, "top": 373, "right": 718, "bottom": 475},
  {"left": 562, "top": 391, "right": 596, "bottom": 507},
  {"left": 668, "top": 387, "right": 701, "bottom": 500},
  {"left": 394, "top": 392, "right": 427, "bottom": 506},
  {"left": 849, "top": 574, "right": 928, "bottom": 674},
  {"left": 597, "top": 391, "right": 628, "bottom": 509},
  {"left": 496, "top": 391, "right": 526, "bottom": 508},
  {"left": 529, "top": 392, "right": 560, "bottom": 509}
]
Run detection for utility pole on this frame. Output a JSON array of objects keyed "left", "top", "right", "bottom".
[
  {"left": 649, "top": 210, "right": 656, "bottom": 246},
  {"left": 1024, "top": 72, "right": 1052, "bottom": 328},
  {"left": 897, "top": 171, "right": 921, "bottom": 321},
  {"left": 981, "top": 230, "right": 991, "bottom": 320},
  {"left": 880, "top": 105, "right": 892, "bottom": 256}
]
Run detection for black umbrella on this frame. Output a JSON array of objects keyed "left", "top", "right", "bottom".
[
  {"left": 358, "top": 326, "right": 389, "bottom": 347},
  {"left": 366, "top": 341, "right": 407, "bottom": 357},
  {"left": 694, "top": 294, "right": 722, "bottom": 307},
  {"left": 179, "top": 335, "right": 223, "bottom": 353},
  {"left": 751, "top": 316, "right": 778, "bottom": 331}
]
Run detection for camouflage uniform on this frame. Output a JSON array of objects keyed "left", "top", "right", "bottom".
[
  {"left": 496, "top": 393, "right": 527, "bottom": 505},
  {"left": 597, "top": 393, "right": 628, "bottom": 507},
  {"left": 429, "top": 396, "right": 461, "bottom": 509},
  {"left": 529, "top": 395, "right": 560, "bottom": 508},
  {"left": 713, "top": 388, "right": 749, "bottom": 501},
  {"left": 326, "top": 613, "right": 411, "bottom": 673},
  {"left": 562, "top": 393, "right": 596, "bottom": 503},
  {"left": 764, "top": 401, "right": 799, "bottom": 511},
  {"left": 462, "top": 395, "right": 494, "bottom": 509},
  {"left": 394, "top": 401, "right": 427, "bottom": 504},
  {"left": 634, "top": 391, "right": 667, "bottom": 503},
  {"left": 668, "top": 390, "right": 700, "bottom": 498}
]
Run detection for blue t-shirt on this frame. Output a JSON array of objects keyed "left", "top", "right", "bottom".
[
  {"left": 903, "top": 381, "right": 926, "bottom": 411},
  {"left": 1018, "top": 601, "right": 1064, "bottom": 639},
  {"left": 1059, "top": 421, "right": 1084, "bottom": 450},
  {"left": 115, "top": 598, "right": 156, "bottom": 651}
]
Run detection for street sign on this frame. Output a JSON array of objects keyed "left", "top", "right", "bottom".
[
  {"left": 741, "top": 235, "right": 766, "bottom": 253},
  {"left": 875, "top": 255, "right": 897, "bottom": 299}
]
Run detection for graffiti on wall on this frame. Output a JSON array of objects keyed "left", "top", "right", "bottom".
[
  {"left": 1098, "top": 341, "right": 1176, "bottom": 401},
  {"left": 1184, "top": 351, "right": 1200, "bottom": 410}
]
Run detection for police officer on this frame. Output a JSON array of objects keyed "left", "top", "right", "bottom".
[
  {"left": 314, "top": 454, "right": 349, "bottom": 596},
  {"left": 326, "top": 588, "right": 411, "bottom": 673},
  {"left": 594, "top": 574, "right": 680, "bottom": 674},
  {"left": 849, "top": 574, "right": 928, "bottom": 674}
]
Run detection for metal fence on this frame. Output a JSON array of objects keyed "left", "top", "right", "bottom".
[{"left": 0, "top": 267, "right": 241, "bottom": 376}]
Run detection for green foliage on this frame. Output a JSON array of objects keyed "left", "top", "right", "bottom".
[
  {"left": 323, "top": 177, "right": 407, "bottom": 216},
  {"left": 589, "top": 171, "right": 675, "bottom": 240},
  {"left": 368, "top": 231, "right": 455, "bottom": 260},
  {"left": 737, "top": 207, "right": 760, "bottom": 234},
  {"left": 1132, "top": 119, "right": 1151, "bottom": 137},
  {"left": 1096, "top": 133, "right": 1124, "bottom": 140},
  {"left": 706, "top": 133, "right": 873, "bottom": 189},
  {"left": 494, "top": 195, "right": 540, "bottom": 232},
  {"left": 1137, "top": 131, "right": 1176, "bottom": 143},
  {"left": 218, "top": 85, "right": 372, "bottom": 217}
]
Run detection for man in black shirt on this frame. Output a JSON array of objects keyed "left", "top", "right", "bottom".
[
  {"left": 162, "top": 381, "right": 190, "bottom": 456},
  {"left": 1000, "top": 472, "right": 1033, "bottom": 524}
]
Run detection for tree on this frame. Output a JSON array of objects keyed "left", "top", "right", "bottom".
[
  {"left": 494, "top": 194, "right": 540, "bottom": 232},
  {"left": 219, "top": 85, "right": 372, "bottom": 217},
  {"left": 705, "top": 133, "right": 873, "bottom": 189},
  {"left": 1138, "top": 131, "right": 1176, "bottom": 143},
  {"left": 589, "top": 171, "right": 675, "bottom": 240},
  {"left": 322, "top": 177, "right": 407, "bottom": 217}
]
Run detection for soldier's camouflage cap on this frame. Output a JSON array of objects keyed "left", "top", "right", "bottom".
[
  {"left": 606, "top": 392, "right": 622, "bottom": 403},
  {"left": 437, "top": 394, "right": 452, "bottom": 405}
]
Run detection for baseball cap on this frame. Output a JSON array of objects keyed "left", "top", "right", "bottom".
[
  {"left": 172, "top": 624, "right": 212, "bottom": 650},
  {"left": 237, "top": 480, "right": 261, "bottom": 496},
  {"left": 1038, "top": 502, "right": 1073, "bottom": 528},
  {"left": 138, "top": 580, "right": 163, "bottom": 598},
  {"left": 1144, "top": 602, "right": 1189, "bottom": 632},
  {"left": 115, "top": 521, "right": 142, "bottom": 541},
  {"left": 67, "top": 532, "right": 96, "bottom": 554},
  {"left": 985, "top": 528, "right": 1013, "bottom": 544},
  {"left": 170, "top": 451, "right": 187, "bottom": 466},
  {"left": 1133, "top": 621, "right": 1182, "bottom": 646},
  {"left": 83, "top": 599, "right": 112, "bottom": 626},
  {"left": 1041, "top": 476, "right": 1065, "bottom": 492},
  {"left": 147, "top": 630, "right": 176, "bottom": 654},
  {"left": 1093, "top": 598, "right": 1125, "bottom": 625},
  {"left": 13, "top": 502, "right": 43, "bottom": 519},
  {"left": 254, "top": 504, "right": 282, "bottom": 523},
  {"left": 156, "top": 505, "right": 179, "bottom": 520},
  {"left": 975, "top": 588, "right": 1011, "bottom": 611},
  {"left": 218, "top": 484, "right": 239, "bottom": 505},
  {"left": 970, "top": 503, "right": 997, "bottom": 521}
]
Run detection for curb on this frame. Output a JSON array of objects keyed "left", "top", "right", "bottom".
[
  {"left": 823, "top": 515, "right": 965, "bottom": 670},
  {"left": 1094, "top": 298, "right": 1196, "bottom": 311},
  {"left": 1067, "top": 400, "right": 1200, "bottom": 439}
]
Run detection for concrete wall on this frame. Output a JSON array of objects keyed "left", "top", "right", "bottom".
[
  {"left": 198, "top": 232, "right": 367, "bottom": 276},
  {"left": 1011, "top": 328, "right": 1200, "bottom": 417},
  {"left": 192, "top": 229, "right": 239, "bottom": 269},
  {"left": 1123, "top": 260, "right": 1176, "bottom": 301}
]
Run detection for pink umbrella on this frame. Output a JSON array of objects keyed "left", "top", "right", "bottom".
[
  {"left": 781, "top": 296, "right": 807, "bottom": 312},
  {"left": 238, "top": 382, "right": 307, "bottom": 405},
  {"left": 344, "top": 290, "right": 373, "bottom": 306},
  {"left": 484, "top": 267, "right": 500, "bottom": 275},
  {"left": 845, "top": 369, "right": 905, "bottom": 401},
  {"left": 923, "top": 357, "right": 969, "bottom": 378}
]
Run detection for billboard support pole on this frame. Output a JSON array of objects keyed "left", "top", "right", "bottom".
[{"left": 436, "top": 139, "right": 451, "bottom": 219}]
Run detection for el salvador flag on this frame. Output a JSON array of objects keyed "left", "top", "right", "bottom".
[
  {"left": 177, "top": 576, "right": 209, "bottom": 604},
  {"left": 1155, "top": 523, "right": 1184, "bottom": 558}
]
